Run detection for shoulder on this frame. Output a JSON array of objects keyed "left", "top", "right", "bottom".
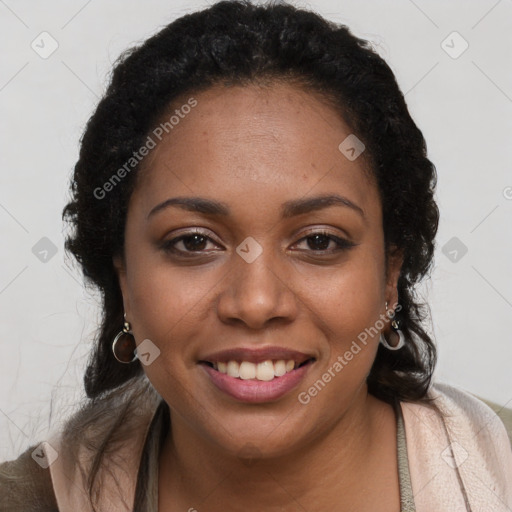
[
  {"left": 0, "top": 375, "right": 162, "bottom": 512},
  {"left": 429, "top": 381, "right": 512, "bottom": 447},
  {"left": 0, "top": 443, "right": 58, "bottom": 512},
  {"left": 403, "top": 381, "right": 512, "bottom": 485},
  {"left": 400, "top": 381, "right": 512, "bottom": 507},
  {"left": 49, "top": 375, "right": 162, "bottom": 510}
]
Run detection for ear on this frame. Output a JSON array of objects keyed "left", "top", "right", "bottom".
[
  {"left": 384, "top": 245, "right": 404, "bottom": 309},
  {"left": 113, "top": 254, "right": 131, "bottom": 318}
]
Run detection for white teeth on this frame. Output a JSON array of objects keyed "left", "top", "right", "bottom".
[
  {"left": 214, "top": 358, "right": 307, "bottom": 381},
  {"left": 227, "top": 360, "right": 240, "bottom": 378},
  {"left": 256, "top": 360, "right": 274, "bottom": 381},
  {"left": 274, "top": 360, "right": 287, "bottom": 377},
  {"left": 239, "top": 361, "right": 256, "bottom": 380}
]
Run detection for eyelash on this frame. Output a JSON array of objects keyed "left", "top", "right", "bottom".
[{"left": 160, "top": 229, "right": 356, "bottom": 257}]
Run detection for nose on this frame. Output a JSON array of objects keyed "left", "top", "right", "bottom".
[{"left": 216, "top": 246, "right": 298, "bottom": 330}]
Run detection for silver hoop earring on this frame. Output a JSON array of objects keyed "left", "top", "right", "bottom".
[
  {"left": 379, "top": 302, "right": 406, "bottom": 350},
  {"left": 112, "top": 314, "right": 138, "bottom": 363}
]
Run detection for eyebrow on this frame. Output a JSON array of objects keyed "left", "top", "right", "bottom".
[{"left": 147, "top": 194, "right": 365, "bottom": 220}]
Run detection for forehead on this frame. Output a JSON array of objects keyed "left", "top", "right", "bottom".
[{"left": 132, "top": 82, "right": 380, "bottom": 220}]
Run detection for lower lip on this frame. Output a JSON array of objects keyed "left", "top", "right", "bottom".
[{"left": 200, "top": 361, "right": 314, "bottom": 403}]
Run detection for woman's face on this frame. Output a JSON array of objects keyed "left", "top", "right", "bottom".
[{"left": 115, "top": 82, "right": 402, "bottom": 458}]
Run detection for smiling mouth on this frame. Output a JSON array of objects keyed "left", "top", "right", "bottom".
[{"left": 199, "top": 358, "right": 316, "bottom": 382}]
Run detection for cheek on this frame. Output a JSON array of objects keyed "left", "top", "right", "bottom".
[
  {"left": 294, "top": 251, "right": 385, "bottom": 410},
  {"left": 296, "top": 247, "right": 386, "bottom": 389},
  {"left": 125, "top": 255, "right": 224, "bottom": 353},
  {"left": 303, "top": 248, "right": 385, "bottom": 335},
  {"left": 124, "top": 261, "right": 217, "bottom": 405}
]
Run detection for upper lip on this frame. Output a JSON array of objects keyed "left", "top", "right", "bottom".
[{"left": 199, "top": 346, "right": 315, "bottom": 365}]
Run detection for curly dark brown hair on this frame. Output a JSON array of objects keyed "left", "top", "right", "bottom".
[{"left": 63, "top": 0, "right": 439, "bottom": 407}]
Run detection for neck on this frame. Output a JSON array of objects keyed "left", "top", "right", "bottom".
[{"left": 158, "top": 389, "right": 397, "bottom": 511}]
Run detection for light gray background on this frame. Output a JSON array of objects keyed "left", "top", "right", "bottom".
[{"left": 1, "top": 0, "right": 511, "bottom": 461}]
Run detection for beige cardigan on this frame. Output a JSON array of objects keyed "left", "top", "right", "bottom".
[{"left": 1, "top": 381, "right": 511, "bottom": 511}]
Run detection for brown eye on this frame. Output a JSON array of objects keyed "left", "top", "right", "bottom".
[
  {"left": 306, "top": 233, "right": 333, "bottom": 251},
  {"left": 180, "top": 234, "right": 208, "bottom": 251},
  {"left": 161, "top": 231, "right": 221, "bottom": 256},
  {"left": 294, "top": 230, "right": 356, "bottom": 253}
]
